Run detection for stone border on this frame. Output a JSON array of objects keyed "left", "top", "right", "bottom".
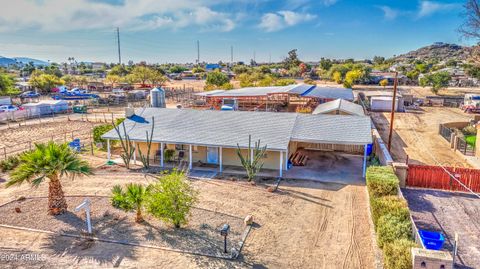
[{"left": 0, "top": 196, "right": 253, "bottom": 260}]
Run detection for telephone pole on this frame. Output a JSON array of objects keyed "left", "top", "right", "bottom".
[
  {"left": 387, "top": 72, "right": 399, "bottom": 152},
  {"left": 116, "top": 27, "right": 121, "bottom": 65},
  {"left": 230, "top": 45, "right": 233, "bottom": 63},
  {"left": 196, "top": 40, "right": 200, "bottom": 64}
]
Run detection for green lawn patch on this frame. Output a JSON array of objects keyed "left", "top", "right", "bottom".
[{"left": 465, "top": 135, "right": 476, "bottom": 147}]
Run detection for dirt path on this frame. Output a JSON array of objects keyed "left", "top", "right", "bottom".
[
  {"left": 0, "top": 169, "right": 374, "bottom": 269},
  {"left": 371, "top": 107, "right": 473, "bottom": 166}
]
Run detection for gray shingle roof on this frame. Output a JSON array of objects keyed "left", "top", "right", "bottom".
[
  {"left": 312, "top": 99, "right": 365, "bottom": 116},
  {"left": 102, "top": 108, "right": 372, "bottom": 150}
]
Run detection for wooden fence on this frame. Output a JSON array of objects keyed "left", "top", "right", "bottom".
[
  {"left": 407, "top": 164, "right": 480, "bottom": 193},
  {"left": 439, "top": 124, "right": 453, "bottom": 142}
]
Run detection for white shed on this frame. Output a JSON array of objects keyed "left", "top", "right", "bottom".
[
  {"left": 40, "top": 100, "right": 69, "bottom": 113},
  {"left": 370, "top": 96, "right": 399, "bottom": 112},
  {"left": 22, "top": 102, "right": 52, "bottom": 117}
]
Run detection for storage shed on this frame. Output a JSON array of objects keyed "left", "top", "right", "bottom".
[
  {"left": 312, "top": 99, "right": 365, "bottom": 116},
  {"left": 22, "top": 102, "right": 52, "bottom": 117},
  {"left": 370, "top": 96, "right": 403, "bottom": 112},
  {"left": 40, "top": 100, "right": 69, "bottom": 113}
]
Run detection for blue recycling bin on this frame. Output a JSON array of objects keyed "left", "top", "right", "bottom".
[
  {"left": 366, "top": 144, "right": 373, "bottom": 155},
  {"left": 419, "top": 230, "right": 445, "bottom": 250}
]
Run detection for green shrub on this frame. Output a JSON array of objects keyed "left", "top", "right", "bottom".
[
  {"left": 370, "top": 195, "right": 410, "bottom": 229},
  {"left": 0, "top": 155, "right": 20, "bottom": 172},
  {"left": 366, "top": 166, "right": 399, "bottom": 197},
  {"left": 462, "top": 125, "right": 477, "bottom": 136},
  {"left": 384, "top": 239, "right": 417, "bottom": 269},
  {"left": 164, "top": 149, "right": 175, "bottom": 162},
  {"left": 377, "top": 213, "right": 412, "bottom": 248},
  {"left": 93, "top": 124, "right": 114, "bottom": 144}
]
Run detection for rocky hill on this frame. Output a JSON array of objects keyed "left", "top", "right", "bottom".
[{"left": 393, "top": 42, "right": 472, "bottom": 62}]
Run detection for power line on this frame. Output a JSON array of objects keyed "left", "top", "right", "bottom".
[{"left": 116, "top": 27, "right": 121, "bottom": 65}]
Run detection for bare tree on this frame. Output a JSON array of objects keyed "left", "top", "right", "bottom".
[{"left": 460, "top": 0, "right": 480, "bottom": 40}]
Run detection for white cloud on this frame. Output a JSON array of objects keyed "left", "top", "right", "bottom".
[
  {"left": 259, "top": 10, "right": 316, "bottom": 32},
  {"left": 322, "top": 0, "right": 338, "bottom": 7},
  {"left": 0, "top": 0, "right": 236, "bottom": 32},
  {"left": 417, "top": 1, "right": 458, "bottom": 18},
  {"left": 378, "top": 6, "right": 399, "bottom": 20}
]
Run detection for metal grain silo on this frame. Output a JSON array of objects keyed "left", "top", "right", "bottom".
[{"left": 150, "top": 87, "right": 166, "bottom": 108}]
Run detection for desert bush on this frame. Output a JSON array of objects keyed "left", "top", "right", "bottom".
[
  {"left": 384, "top": 239, "right": 417, "bottom": 269},
  {"left": 0, "top": 155, "right": 20, "bottom": 172},
  {"left": 366, "top": 166, "right": 399, "bottom": 197},
  {"left": 111, "top": 183, "right": 151, "bottom": 223},
  {"left": 164, "top": 149, "right": 175, "bottom": 162},
  {"left": 93, "top": 124, "right": 113, "bottom": 144},
  {"left": 370, "top": 195, "right": 410, "bottom": 229},
  {"left": 377, "top": 213, "right": 412, "bottom": 248}
]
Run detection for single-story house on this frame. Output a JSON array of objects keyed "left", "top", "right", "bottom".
[
  {"left": 312, "top": 99, "right": 365, "bottom": 116},
  {"left": 102, "top": 108, "right": 373, "bottom": 178}
]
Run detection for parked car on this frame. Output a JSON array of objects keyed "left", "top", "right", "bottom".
[
  {"left": 0, "top": 105, "right": 19, "bottom": 112},
  {"left": 19, "top": 91, "right": 40, "bottom": 98}
]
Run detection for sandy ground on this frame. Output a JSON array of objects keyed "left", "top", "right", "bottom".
[
  {"left": 0, "top": 165, "right": 375, "bottom": 269},
  {"left": 403, "top": 188, "right": 480, "bottom": 269},
  {"left": 371, "top": 107, "right": 474, "bottom": 166}
]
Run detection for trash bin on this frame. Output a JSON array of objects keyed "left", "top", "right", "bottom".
[
  {"left": 73, "top": 105, "right": 87, "bottom": 114},
  {"left": 419, "top": 230, "right": 445, "bottom": 250}
]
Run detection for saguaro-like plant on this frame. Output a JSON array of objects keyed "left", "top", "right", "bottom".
[
  {"left": 113, "top": 121, "right": 135, "bottom": 169},
  {"left": 138, "top": 117, "right": 155, "bottom": 169},
  {"left": 111, "top": 183, "right": 151, "bottom": 223},
  {"left": 236, "top": 135, "right": 267, "bottom": 182},
  {"left": 7, "top": 142, "right": 92, "bottom": 215}
]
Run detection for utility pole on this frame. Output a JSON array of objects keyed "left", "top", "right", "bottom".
[
  {"left": 387, "top": 72, "right": 398, "bottom": 152},
  {"left": 116, "top": 27, "right": 121, "bottom": 65},
  {"left": 230, "top": 45, "right": 233, "bottom": 63},
  {"left": 196, "top": 40, "right": 200, "bottom": 65}
]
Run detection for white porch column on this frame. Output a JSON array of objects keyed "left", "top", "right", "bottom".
[
  {"left": 363, "top": 144, "right": 368, "bottom": 178},
  {"left": 133, "top": 142, "right": 136, "bottom": 164},
  {"left": 160, "top": 142, "right": 164, "bottom": 167},
  {"left": 189, "top": 144, "right": 193, "bottom": 170},
  {"left": 279, "top": 151, "right": 283, "bottom": 177},
  {"left": 107, "top": 139, "right": 111, "bottom": 161},
  {"left": 219, "top": 147, "right": 223, "bottom": 173},
  {"left": 285, "top": 147, "right": 289, "bottom": 170}
]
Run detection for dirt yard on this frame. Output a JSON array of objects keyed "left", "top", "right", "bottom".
[
  {"left": 403, "top": 188, "right": 480, "bottom": 269},
  {"left": 0, "top": 167, "right": 375, "bottom": 269},
  {"left": 371, "top": 107, "right": 473, "bottom": 166}
]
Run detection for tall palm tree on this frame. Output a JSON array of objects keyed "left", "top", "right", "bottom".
[{"left": 7, "top": 142, "right": 92, "bottom": 215}]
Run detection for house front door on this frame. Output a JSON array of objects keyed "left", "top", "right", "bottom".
[{"left": 206, "top": 147, "right": 219, "bottom": 164}]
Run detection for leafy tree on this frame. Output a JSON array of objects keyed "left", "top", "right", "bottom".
[
  {"left": 332, "top": 71, "right": 343, "bottom": 84},
  {"left": 274, "top": 78, "right": 296, "bottom": 86},
  {"left": 7, "top": 142, "right": 92, "bottom": 215},
  {"left": 373, "top": 56, "right": 385, "bottom": 65},
  {"left": 406, "top": 70, "right": 420, "bottom": 81},
  {"left": 288, "top": 66, "right": 301, "bottom": 77},
  {"left": 192, "top": 67, "right": 205, "bottom": 73},
  {"left": 149, "top": 69, "right": 167, "bottom": 86},
  {"left": 236, "top": 135, "right": 267, "bottom": 182},
  {"left": 105, "top": 74, "right": 121, "bottom": 87},
  {"left": 61, "top": 75, "right": 74, "bottom": 87},
  {"left": 282, "top": 49, "right": 301, "bottom": 69},
  {"left": 344, "top": 69, "right": 363, "bottom": 88},
  {"left": 415, "top": 63, "right": 428, "bottom": 74},
  {"left": 257, "top": 65, "right": 272, "bottom": 74},
  {"left": 205, "top": 70, "right": 230, "bottom": 88},
  {"left": 169, "top": 65, "right": 188, "bottom": 73},
  {"left": 379, "top": 79, "right": 389, "bottom": 88},
  {"left": 232, "top": 65, "right": 251, "bottom": 74},
  {"left": 131, "top": 66, "right": 152, "bottom": 85},
  {"left": 112, "top": 183, "right": 151, "bottom": 223},
  {"left": 22, "top": 61, "right": 36, "bottom": 76},
  {"left": 147, "top": 170, "right": 198, "bottom": 228},
  {"left": 419, "top": 71, "right": 451, "bottom": 94},
  {"left": 29, "top": 71, "right": 65, "bottom": 93},
  {"left": 460, "top": 0, "right": 480, "bottom": 40},
  {"left": 319, "top": 58, "right": 333, "bottom": 71},
  {"left": 0, "top": 72, "right": 20, "bottom": 96},
  {"left": 109, "top": 64, "right": 129, "bottom": 76}
]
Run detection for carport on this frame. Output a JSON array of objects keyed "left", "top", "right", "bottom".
[{"left": 286, "top": 114, "right": 373, "bottom": 183}]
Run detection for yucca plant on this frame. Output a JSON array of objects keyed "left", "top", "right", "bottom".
[
  {"left": 111, "top": 183, "right": 151, "bottom": 223},
  {"left": 7, "top": 141, "right": 92, "bottom": 215},
  {"left": 236, "top": 135, "right": 267, "bottom": 182}
]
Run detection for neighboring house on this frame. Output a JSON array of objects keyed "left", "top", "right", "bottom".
[
  {"left": 196, "top": 84, "right": 354, "bottom": 111},
  {"left": 205, "top": 64, "right": 221, "bottom": 71},
  {"left": 102, "top": 108, "right": 372, "bottom": 178},
  {"left": 91, "top": 62, "right": 105, "bottom": 71},
  {"left": 312, "top": 99, "right": 365, "bottom": 116}
]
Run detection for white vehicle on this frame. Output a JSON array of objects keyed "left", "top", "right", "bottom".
[
  {"left": 462, "top": 94, "right": 480, "bottom": 113},
  {"left": 0, "top": 105, "right": 19, "bottom": 112}
]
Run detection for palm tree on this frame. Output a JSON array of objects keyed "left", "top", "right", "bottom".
[
  {"left": 7, "top": 142, "right": 92, "bottom": 215},
  {"left": 111, "top": 183, "right": 150, "bottom": 223}
]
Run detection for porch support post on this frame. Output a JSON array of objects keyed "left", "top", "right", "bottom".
[
  {"left": 189, "top": 144, "right": 192, "bottom": 170},
  {"left": 160, "top": 142, "right": 164, "bottom": 167},
  {"left": 285, "top": 147, "right": 289, "bottom": 170},
  {"left": 107, "top": 139, "right": 111, "bottom": 161},
  {"left": 219, "top": 147, "right": 223, "bottom": 173},
  {"left": 363, "top": 144, "right": 367, "bottom": 178},
  {"left": 133, "top": 142, "right": 136, "bottom": 164},
  {"left": 279, "top": 151, "right": 283, "bottom": 177}
]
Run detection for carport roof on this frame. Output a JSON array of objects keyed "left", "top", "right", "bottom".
[
  {"left": 102, "top": 108, "right": 372, "bottom": 150},
  {"left": 312, "top": 99, "right": 365, "bottom": 116}
]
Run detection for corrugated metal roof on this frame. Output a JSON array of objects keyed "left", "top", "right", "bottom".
[
  {"left": 302, "top": 86, "right": 354, "bottom": 101},
  {"left": 292, "top": 114, "right": 372, "bottom": 145},
  {"left": 312, "top": 99, "right": 365, "bottom": 116},
  {"left": 102, "top": 108, "right": 372, "bottom": 149}
]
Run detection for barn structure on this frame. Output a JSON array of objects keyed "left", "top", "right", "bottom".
[
  {"left": 195, "top": 84, "right": 354, "bottom": 112},
  {"left": 102, "top": 108, "right": 372, "bottom": 182}
]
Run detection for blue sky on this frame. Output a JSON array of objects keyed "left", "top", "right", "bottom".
[{"left": 0, "top": 0, "right": 472, "bottom": 63}]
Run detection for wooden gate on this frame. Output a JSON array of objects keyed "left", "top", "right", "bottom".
[{"left": 407, "top": 164, "right": 480, "bottom": 193}]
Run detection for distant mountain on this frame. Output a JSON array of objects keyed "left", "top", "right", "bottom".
[
  {"left": 393, "top": 42, "right": 472, "bottom": 62},
  {"left": 0, "top": 56, "right": 49, "bottom": 67}
]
